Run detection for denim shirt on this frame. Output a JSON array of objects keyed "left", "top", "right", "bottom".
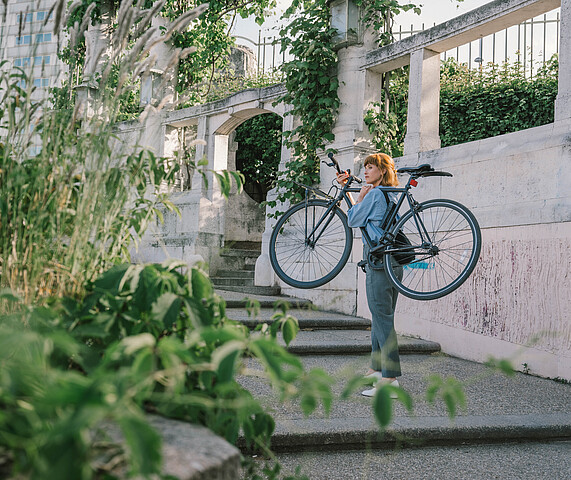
[{"left": 347, "top": 186, "right": 398, "bottom": 245}]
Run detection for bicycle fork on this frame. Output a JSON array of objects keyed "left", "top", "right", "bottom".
[{"left": 304, "top": 200, "right": 339, "bottom": 249}]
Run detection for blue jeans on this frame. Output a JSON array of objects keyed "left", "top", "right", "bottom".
[{"left": 365, "top": 257, "right": 403, "bottom": 377}]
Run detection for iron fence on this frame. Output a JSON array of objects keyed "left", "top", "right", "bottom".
[
  {"left": 395, "top": 9, "right": 560, "bottom": 77},
  {"left": 240, "top": 8, "right": 561, "bottom": 78}
]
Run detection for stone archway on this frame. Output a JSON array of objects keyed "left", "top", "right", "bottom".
[
  {"left": 234, "top": 112, "right": 283, "bottom": 204},
  {"left": 218, "top": 110, "right": 283, "bottom": 250}
]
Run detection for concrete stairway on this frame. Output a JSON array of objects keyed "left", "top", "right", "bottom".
[
  {"left": 216, "top": 288, "right": 571, "bottom": 480},
  {"left": 210, "top": 241, "right": 280, "bottom": 296}
]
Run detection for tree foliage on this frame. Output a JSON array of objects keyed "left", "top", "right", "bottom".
[
  {"left": 59, "top": 0, "right": 278, "bottom": 110},
  {"left": 235, "top": 113, "right": 283, "bottom": 196}
]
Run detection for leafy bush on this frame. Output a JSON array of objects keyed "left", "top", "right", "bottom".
[
  {"left": 0, "top": 261, "right": 334, "bottom": 478},
  {"left": 439, "top": 56, "right": 558, "bottom": 146},
  {"left": 365, "top": 56, "right": 559, "bottom": 157}
]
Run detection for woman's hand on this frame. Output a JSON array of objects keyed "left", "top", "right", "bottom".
[
  {"left": 336, "top": 171, "right": 350, "bottom": 185},
  {"left": 356, "top": 184, "right": 373, "bottom": 203}
]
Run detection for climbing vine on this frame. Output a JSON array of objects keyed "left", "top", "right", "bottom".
[
  {"left": 267, "top": 0, "right": 340, "bottom": 213},
  {"left": 268, "top": 0, "right": 426, "bottom": 213}
]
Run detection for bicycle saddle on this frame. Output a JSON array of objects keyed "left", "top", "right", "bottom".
[{"left": 397, "top": 164, "right": 434, "bottom": 175}]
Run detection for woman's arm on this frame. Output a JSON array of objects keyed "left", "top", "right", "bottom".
[{"left": 346, "top": 188, "right": 384, "bottom": 228}]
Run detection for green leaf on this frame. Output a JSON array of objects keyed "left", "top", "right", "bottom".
[
  {"left": 373, "top": 386, "right": 393, "bottom": 428},
  {"left": 281, "top": 316, "right": 298, "bottom": 347},
  {"left": 118, "top": 415, "right": 162, "bottom": 476},
  {"left": 212, "top": 340, "right": 244, "bottom": 384},
  {"left": 151, "top": 292, "right": 182, "bottom": 329},
  {"left": 121, "top": 333, "right": 156, "bottom": 355}
]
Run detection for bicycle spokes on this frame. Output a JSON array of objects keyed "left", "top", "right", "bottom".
[
  {"left": 385, "top": 200, "right": 481, "bottom": 300},
  {"left": 270, "top": 200, "right": 353, "bottom": 289}
]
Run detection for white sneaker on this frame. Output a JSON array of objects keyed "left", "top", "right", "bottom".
[
  {"left": 361, "top": 379, "right": 399, "bottom": 398},
  {"left": 364, "top": 371, "right": 384, "bottom": 384}
]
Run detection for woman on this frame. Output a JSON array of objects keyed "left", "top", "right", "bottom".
[{"left": 337, "top": 153, "right": 404, "bottom": 397}]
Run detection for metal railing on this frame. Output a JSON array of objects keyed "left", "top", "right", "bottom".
[
  {"left": 395, "top": 9, "right": 560, "bottom": 77},
  {"left": 234, "top": 33, "right": 288, "bottom": 75},
  {"left": 240, "top": 9, "right": 561, "bottom": 78}
]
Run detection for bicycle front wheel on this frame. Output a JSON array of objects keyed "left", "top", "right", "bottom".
[
  {"left": 269, "top": 199, "right": 353, "bottom": 289},
  {"left": 385, "top": 199, "right": 481, "bottom": 300}
]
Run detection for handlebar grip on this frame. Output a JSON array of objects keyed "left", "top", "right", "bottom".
[{"left": 327, "top": 152, "right": 342, "bottom": 173}]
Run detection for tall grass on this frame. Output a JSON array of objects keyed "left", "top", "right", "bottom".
[{"left": 0, "top": 0, "right": 211, "bottom": 305}]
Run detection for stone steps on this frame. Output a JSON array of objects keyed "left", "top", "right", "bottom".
[
  {"left": 215, "top": 288, "right": 571, "bottom": 467},
  {"left": 211, "top": 243, "right": 278, "bottom": 296}
]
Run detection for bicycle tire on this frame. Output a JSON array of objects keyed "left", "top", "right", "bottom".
[
  {"left": 384, "top": 199, "right": 481, "bottom": 300},
  {"left": 269, "top": 199, "right": 353, "bottom": 289}
]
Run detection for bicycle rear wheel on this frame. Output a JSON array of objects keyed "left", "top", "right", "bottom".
[
  {"left": 269, "top": 199, "right": 353, "bottom": 289},
  {"left": 384, "top": 199, "right": 481, "bottom": 300}
]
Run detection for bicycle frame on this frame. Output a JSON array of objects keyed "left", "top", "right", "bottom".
[{"left": 300, "top": 175, "right": 423, "bottom": 256}]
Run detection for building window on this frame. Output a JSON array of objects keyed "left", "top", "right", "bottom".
[
  {"left": 33, "top": 78, "right": 50, "bottom": 88},
  {"left": 17, "top": 79, "right": 27, "bottom": 88},
  {"left": 14, "top": 56, "right": 50, "bottom": 68},
  {"left": 35, "top": 33, "right": 52, "bottom": 43},
  {"left": 34, "top": 56, "right": 50, "bottom": 65},
  {"left": 36, "top": 11, "right": 53, "bottom": 22},
  {"left": 16, "top": 35, "right": 32, "bottom": 45},
  {"left": 17, "top": 12, "right": 33, "bottom": 24}
]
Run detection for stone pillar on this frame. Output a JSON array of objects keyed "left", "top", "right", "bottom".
[
  {"left": 255, "top": 112, "right": 294, "bottom": 287},
  {"left": 140, "top": 17, "right": 177, "bottom": 109},
  {"left": 555, "top": 0, "right": 571, "bottom": 122},
  {"left": 403, "top": 48, "right": 441, "bottom": 155}
]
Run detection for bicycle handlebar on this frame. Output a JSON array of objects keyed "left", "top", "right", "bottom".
[
  {"left": 324, "top": 153, "right": 363, "bottom": 184},
  {"left": 324, "top": 154, "right": 452, "bottom": 186}
]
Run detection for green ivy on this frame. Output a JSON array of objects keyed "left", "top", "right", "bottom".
[
  {"left": 268, "top": 0, "right": 426, "bottom": 213},
  {"left": 267, "top": 0, "right": 340, "bottom": 213},
  {"left": 357, "top": 0, "right": 421, "bottom": 47}
]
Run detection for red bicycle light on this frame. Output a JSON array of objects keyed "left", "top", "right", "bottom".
[{"left": 410, "top": 179, "right": 418, "bottom": 187}]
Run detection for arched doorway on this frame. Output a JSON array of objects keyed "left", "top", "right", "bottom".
[
  {"left": 222, "top": 110, "right": 283, "bottom": 250},
  {"left": 234, "top": 112, "right": 282, "bottom": 204}
]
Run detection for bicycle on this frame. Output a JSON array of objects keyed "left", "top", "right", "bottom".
[{"left": 269, "top": 153, "right": 482, "bottom": 301}]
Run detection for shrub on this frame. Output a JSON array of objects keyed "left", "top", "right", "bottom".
[{"left": 0, "top": 262, "right": 334, "bottom": 478}]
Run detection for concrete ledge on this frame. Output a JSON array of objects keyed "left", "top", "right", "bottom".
[
  {"left": 163, "top": 84, "right": 286, "bottom": 126},
  {"left": 264, "top": 413, "right": 571, "bottom": 452},
  {"left": 103, "top": 415, "right": 242, "bottom": 479}
]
